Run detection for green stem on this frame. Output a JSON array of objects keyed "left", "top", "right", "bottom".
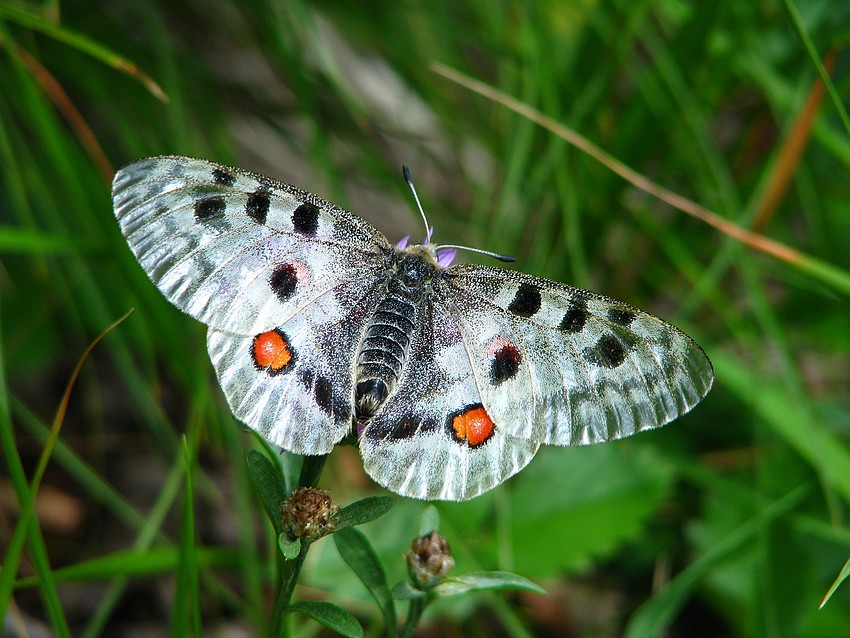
[
  {"left": 266, "top": 453, "right": 328, "bottom": 637},
  {"left": 401, "top": 596, "right": 428, "bottom": 638},
  {"left": 298, "top": 454, "right": 327, "bottom": 488},
  {"left": 268, "top": 540, "right": 310, "bottom": 637}
]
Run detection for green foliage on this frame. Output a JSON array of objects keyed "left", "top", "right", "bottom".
[
  {"left": 3, "top": 0, "right": 850, "bottom": 635},
  {"left": 286, "top": 601, "right": 363, "bottom": 638}
]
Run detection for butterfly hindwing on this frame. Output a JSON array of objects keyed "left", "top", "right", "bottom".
[
  {"left": 359, "top": 297, "right": 540, "bottom": 500},
  {"left": 208, "top": 277, "right": 386, "bottom": 453},
  {"left": 113, "top": 156, "right": 389, "bottom": 336},
  {"left": 442, "top": 265, "right": 714, "bottom": 447}
]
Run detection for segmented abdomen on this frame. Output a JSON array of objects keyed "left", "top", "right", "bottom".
[{"left": 355, "top": 294, "right": 417, "bottom": 420}]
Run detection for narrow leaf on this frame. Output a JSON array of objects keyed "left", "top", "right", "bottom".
[
  {"left": 820, "top": 557, "right": 850, "bottom": 609},
  {"left": 287, "top": 600, "right": 363, "bottom": 638},
  {"left": 245, "top": 449, "right": 286, "bottom": 534},
  {"left": 391, "top": 580, "right": 427, "bottom": 601},
  {"left": 625, "top": 486, "right": 807, "bottom": 638},
  {"left": 15, "top": 547, "right": 238, "bottom": 586},
  {"left": 434, "top": 571, "right": 546, "bottom": 597},
  {"left": 335, "top": 496, "right": 395, "bottom": 530},
  {"left": 0, "top": 5, "right": 167, "bottom": 101},
  {"left": 334, "top": 527, "right": 396, "bottom": 635},
  {"left": 418, "top": 505, "right": 440, "bottom": 536}
]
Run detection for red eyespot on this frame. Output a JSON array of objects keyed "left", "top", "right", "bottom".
[
  {"left": 252, "top": 329, "right": 294, "bottom": 374},
  {"left": 449, "top": 404, "right": 495, "bottom": 447}
]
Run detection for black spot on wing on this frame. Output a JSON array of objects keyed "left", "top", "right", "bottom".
[
  {"left": 298, "top": 368, "right": 314, "bottom": 391},
  {"left": 559, "top": 300, "right": 589, "bottom": 333},
  {"left": 269, "top": 263, "right": 298, "bottom": 302},
  {"left": 194, "top": 196, "right": 226, "bottom": 221},
  {"left": 489, "top": 343, "right": 521, "bottom": 385},
  {"left": 314, "top": 375, "right": 349, "bottom": 424},
  {"left": 293, "top": 202, "right": 320, "bottom": 236},
  {"left": 211, "top": 168, "right": 236, "bottom": 186},
  {"left": 508, "top": 283, "right": 541, "bottom": 317},
  {"left": 246, "top": 191, "right": 270, "bottom": 224},
  {"left": 584, "top": 334, "right": 629, "bottom": 369},
  {"left": 315, "top": 376, "right": 334, "bottom": 414},
  {"left": 608, "top": 307, "right": 636, "bottom": 326},
  {"left": 365, "top": 414, "right": 438, "bottom": 442}
]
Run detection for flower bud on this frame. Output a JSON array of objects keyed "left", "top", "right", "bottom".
[
  {"left": 280, "top": 487, "right": 339, "bottom": 541},
  {"left": 406, "top": 530, "right": 455, "bottom": 590}
]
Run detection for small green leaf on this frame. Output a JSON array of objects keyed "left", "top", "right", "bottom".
[
  {"left": 279, "top": 534, "right": 302, "bottom": 560},
  {"left": 335, "top": 496, "right": 395, "bottom": 530},
  {"left": 433, "top": 571, "right": 546, "bottom": 597},
  {"left": 391, "top": 580, "right": 427, "bottom": 600},
  {"left": 821, "top": 557, "right": 850, "bottom": 609},
  {"left": 334, "top": 527, "right": 396, "bottom": 635},
  {"left": 418, "top": 505, "right": 440, "bottom": 536},
  {"left": 287, "top": 600, "right": 363, "bottom": 638},
  {"left": 245, "top": 449, "right": 286, "bottom": 534}
]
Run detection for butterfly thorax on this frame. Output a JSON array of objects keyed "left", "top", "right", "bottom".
[{"left": 354, "top": 246, "right": 441, "bottom": 424}]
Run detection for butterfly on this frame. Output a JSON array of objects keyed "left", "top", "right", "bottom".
[{"left": 113, "top": 156, "right": 713, "bottom": 501}]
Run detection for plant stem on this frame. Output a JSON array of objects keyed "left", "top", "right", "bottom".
[
  {"left": 266, "top": 453, "right": 328, "bottom": 637},
  {"left": 268, "top": 540, "right": 310, "bottom": 637},
  {"left": 401, "top": 596, "right": 428, "bottom": 638},
  {"left": 298, "top": 454, "right": 327, "bottom": 488}
]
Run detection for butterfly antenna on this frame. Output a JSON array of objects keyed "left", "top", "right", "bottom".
[
  {"left": 438, "top": 244, "right": 516, "bottom": 263},
  {"left": 403, "top": 165, "right": 432, "bottom": 243},
  {"left": 402, "top": 165, "right": 515, "bottom": 263}
]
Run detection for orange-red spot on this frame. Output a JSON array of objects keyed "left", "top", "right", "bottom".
[
  {"left": 252, "top": 330, "right": 292, "bottom": 371},
  {"left": 451, "top": 405, "right": 495, "bottom": 447}
]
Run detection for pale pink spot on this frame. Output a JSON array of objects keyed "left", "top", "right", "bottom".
[{"left": 485, "top": 336, "right": 515, "bottom": 357}]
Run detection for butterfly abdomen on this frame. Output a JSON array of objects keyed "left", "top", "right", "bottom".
[
  {"left": 355, "top": 294, "right": 417, "bottom": 420},
  {"left": 354, "top": 250, "right": 436, "bottom": 422}
]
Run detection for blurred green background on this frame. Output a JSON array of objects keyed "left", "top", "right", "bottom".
[{"left": 2, "top": 0, "right": 850, "bottom": 636}]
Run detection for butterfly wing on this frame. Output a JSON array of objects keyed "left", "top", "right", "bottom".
[
  {"left": 207, "top": 277, "right": 387, "bottom": 453},
  {"left": 441, "top": 264, "right": 714, "bottom": 447},
  {"left": 113, "top": 156, "right": 391, "bottom": 453},
  {"left": 359, "top": 296, "right": 541, "bottom": 500},
  {"left": 113, "top": 155, "right": 390, "bottom": 336}
]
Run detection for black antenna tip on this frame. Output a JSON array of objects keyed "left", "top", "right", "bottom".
[
  {"left": 402, "top": 165, "right": 412, "bottom": 184},
  {"left": 496, "top": 254, "right": 516, "bottom": 263}
]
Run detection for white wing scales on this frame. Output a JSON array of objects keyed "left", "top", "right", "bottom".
[
  {"left": 113, "top": 156, "right": 389, "bottom": 335},
  {"left": 114, "top": 156, "right": 390, "bottom": 453},
  {"left": 209, "top": 278, "right": 385, "bottom": 453},
  {"left": 442, "top": 265, "right": 714, "bottom": 450},
  {"left": 359, "top": 301, "right": 540, "bottom": 500}
]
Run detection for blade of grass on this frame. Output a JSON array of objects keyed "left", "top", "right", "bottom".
[
  {"left": 820, "top": 557, "right": 850, "bottom": 609},
  {"left": 781, "top": 0, "right": 850, "bottom": 138},
  {"left": 0, "top": 310, "right": 131, "bottom": 629},
  {"left": 431, "top": 63, "right": 850, "bottom": 298},
  {"left": 10, "top": 42, "right": 114, "bottom": 181},
  {"left": 624, "top": 485, "right": 808, "bottom": 638},
  {"left": 751, "top": 49, "right": 835, "bottom": 232},
  {"left": 0, "top": 5, "right": 167, "bottom": 101},
  {"left": 172, "top": 433, "right": 202, "bottom": 637},
  {"left": 14, "top": 546, "right": 241, "bottom": 587}
]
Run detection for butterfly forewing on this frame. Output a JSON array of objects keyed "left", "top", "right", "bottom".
[
  {"left": 443, "top": 265, "right": 714, "bottom": 447},
  {"left": 113, "top": 156, "right": 389, "bottom": 336}
]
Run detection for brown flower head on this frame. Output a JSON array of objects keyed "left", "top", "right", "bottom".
[
  {"left": 406, "top": 530, "right": 455, "bottom": 590},
  {"left": 280, "top": 487, "right": 339, "bottom": 542}
]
